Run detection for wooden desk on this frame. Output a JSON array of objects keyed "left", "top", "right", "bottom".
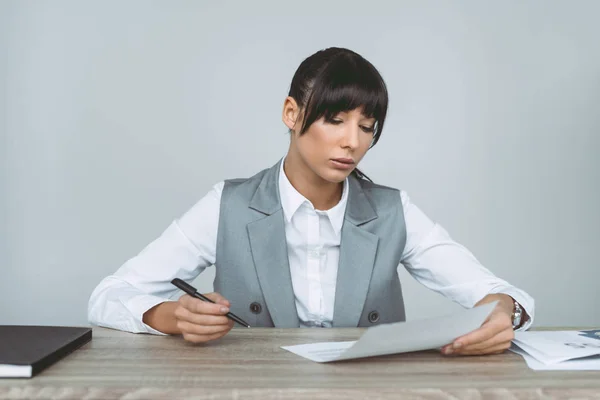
[{"left": 1, "top": 327, "right": 599, "bottom": 399}]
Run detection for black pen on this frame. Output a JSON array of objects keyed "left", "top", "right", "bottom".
[{"left": 171, "top": 278, "right": 251, "bottom": 328}]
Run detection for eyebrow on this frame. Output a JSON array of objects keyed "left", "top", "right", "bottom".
[{"left": 336, "top": 111, "right": 376, "bottom": 121}]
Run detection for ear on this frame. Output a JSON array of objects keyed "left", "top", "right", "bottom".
[{"left": 282, "top": 96, "right": 302, "bottom": 133}]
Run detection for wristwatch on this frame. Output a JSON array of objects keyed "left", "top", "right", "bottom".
[{"left": 511, "top": 299, "right": 524, "bottom": 330}]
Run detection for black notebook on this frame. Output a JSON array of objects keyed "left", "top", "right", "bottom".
[{"left": 0, "top": 326, "right": 92, "bottom": 378}]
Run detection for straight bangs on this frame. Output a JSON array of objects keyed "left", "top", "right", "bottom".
[{"left": 299, "top": 55, "right": 388, "bottom": 147}]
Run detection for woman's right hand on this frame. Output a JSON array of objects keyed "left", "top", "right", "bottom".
[{"left": 174, "top": 292, "right": 234, "bottom": 343}]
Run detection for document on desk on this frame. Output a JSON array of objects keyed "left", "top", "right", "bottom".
[
  {"left": 281, "top": 301, "right": 497, "bottom": 363},
  {"left": 509, "top": 330, "right": 600, "bottom": 370}
]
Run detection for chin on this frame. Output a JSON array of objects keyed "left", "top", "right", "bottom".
[{"left": 320, "top": 168, "right": 351, "bottom": 183}]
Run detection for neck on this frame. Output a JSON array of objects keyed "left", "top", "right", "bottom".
[{"left": 283, "top": 154, "right": 343, "bottom": 211}]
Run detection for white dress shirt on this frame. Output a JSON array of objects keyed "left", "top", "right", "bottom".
[{"left": 88, "top": 159, "right": 535, "bottom": 334}]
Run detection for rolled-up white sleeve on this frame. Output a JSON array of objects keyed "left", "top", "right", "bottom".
[
  {"left": 88, "top": 181, "right": 224, "bottom": 334},
  {"left": 399, "top": 190, "right": 535, "bottom": 331}
]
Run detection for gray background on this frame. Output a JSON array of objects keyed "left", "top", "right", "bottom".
[{"left": 1, "top": 1, "right": 599, "bottom": 327}]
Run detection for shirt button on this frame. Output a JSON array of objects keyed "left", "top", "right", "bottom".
[{"left": 307, "top": 246, "right": 321, "bottom": 259}]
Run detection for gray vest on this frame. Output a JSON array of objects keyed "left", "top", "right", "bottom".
[{"left": 214, "top": 160, "right": 407, "bottom": 327}]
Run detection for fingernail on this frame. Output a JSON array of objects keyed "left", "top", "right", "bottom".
[
  {"left": 445, "top": 347, "right": 453, "bottom": 355},
  {"left": 220, "top": 307, "right": 229, "bottom": 313},
  {"left": 453, "top": 342, "right": 462, "bottom": 349}
]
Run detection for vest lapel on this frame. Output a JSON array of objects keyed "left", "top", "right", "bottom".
[
  {"left": 332, "top": 176, "right": 379, "bottom": 327},
  {"left": 247, "top": 160, "right": 300, "bottom": 328}
]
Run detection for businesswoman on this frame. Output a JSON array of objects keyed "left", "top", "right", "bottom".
[{"left": 89, "top": 47, "right": 534, "bottom": 356}]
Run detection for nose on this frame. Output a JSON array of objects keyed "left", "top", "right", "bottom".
[{"left": 341, "top": 126, "right": 360, "bottom": 150}]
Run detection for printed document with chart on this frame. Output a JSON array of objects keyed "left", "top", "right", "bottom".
[
  {"left": 281, "top": 301, "right": 497, "bottom": 363},
  {"left": 510, "top": 329, "right": 600, "bottom": 370}
]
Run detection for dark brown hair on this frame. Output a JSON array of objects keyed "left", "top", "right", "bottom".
[{"left": 287, "top": 47, "right": 389, "bottom": 181}]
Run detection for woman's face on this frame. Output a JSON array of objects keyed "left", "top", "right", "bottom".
[{"left": 283, "top": 97, "right": 376, "bottom": 183}]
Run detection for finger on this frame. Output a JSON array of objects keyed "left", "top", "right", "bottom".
[
  {"left": 179, "top": 295, "right": 230, "bottom": 315},
  {"left": 451, "top": 313, "right": 511, "bottom": 349},
  {"left": 451, "top": 342, "right": 511, "bottom": 356},
  {"left": 458, "top": 328, "right": 514, "bottom": 353},
  {"left": 182, "top": 330, "right": 230, "bottom": 344},
  {"left": 444, "top": 327, "right": 513, "bottom": 354},
  {"left": 204, "top": 292, "right": 231, "bottom": 307},
  {"left": 174, "top": 306, "right": 231, "bottom": 326},
  {"left": 177, "top": 320, "right": 232, "bottom": 336}
]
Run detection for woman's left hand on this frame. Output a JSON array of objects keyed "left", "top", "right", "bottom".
[{"left": 441, "top": 294, "right": 515, "bottom": 356}]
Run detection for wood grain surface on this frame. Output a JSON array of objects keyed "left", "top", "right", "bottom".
[{"left": 1, "top": 327, "right": 599, "bottom": 399}]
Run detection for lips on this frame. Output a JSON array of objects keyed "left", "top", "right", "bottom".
[{"left": 331, "top": 158, "right": 355, "bottom": 165}]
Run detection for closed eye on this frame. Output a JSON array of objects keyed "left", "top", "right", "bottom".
[
  {"left": 361, "top": 125, "right": 375, "bottom": 133},
  {"left": 329, "top": 119, "right": 375, "bottom": 133}
]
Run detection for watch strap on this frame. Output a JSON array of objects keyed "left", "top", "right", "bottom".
[{"left": 511, "top": 299, "right": 523, "bottom": 330}]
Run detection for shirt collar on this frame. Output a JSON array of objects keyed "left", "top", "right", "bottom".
[{"left": 278, "top": 157, "right": 348, "bottom": 236}]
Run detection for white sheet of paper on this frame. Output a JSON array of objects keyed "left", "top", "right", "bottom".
[
  {"left": 281, "top": 301, "right": 497, "bottom": 363},
  {"left": 510, "top": 344, "right": 600, "bottom": 370},
  {"left": 513, "top": 331, "right": 600, "bottom": 364}
]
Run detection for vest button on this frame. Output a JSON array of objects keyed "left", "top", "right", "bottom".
[
  {"left": 249, "top": 302, "right": 262, "bottom": 314},
  {"left": 368, "top": 311, "right": 380, "bottom": 323}
]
